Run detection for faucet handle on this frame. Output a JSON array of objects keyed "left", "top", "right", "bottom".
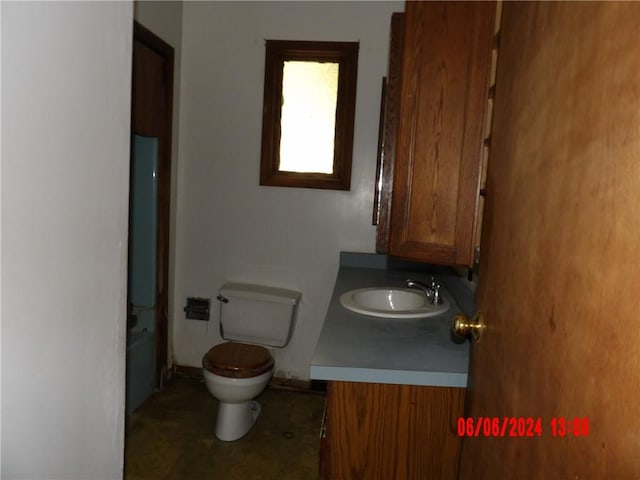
[
  {"left": 406, "top": 278, "right": 442, "bottom": 305},
  {"left": 432, "top": 283, "right": 442, "bottom": 305},
  {"left": 429, "top": 276, "right": 444, "bottom": 305}
]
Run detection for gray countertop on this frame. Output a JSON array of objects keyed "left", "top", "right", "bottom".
[{"left": 309, "top": 254, "right": 471, "bottom": 388}]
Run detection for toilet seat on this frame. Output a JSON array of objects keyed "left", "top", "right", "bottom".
[{"left": 203, "top": 342, "right": 274, "bottom": 379}]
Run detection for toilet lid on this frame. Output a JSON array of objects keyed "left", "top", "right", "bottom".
[{"left": 202, "top": 342, "right": 274, "bottom": 379}]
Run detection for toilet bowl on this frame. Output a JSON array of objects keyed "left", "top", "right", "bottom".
[
  {"left": 202, "top": 282, "right": 301, "bottom": 442},
  {"left": 202, "top": 341, "right": 275, "bottom": 441}
]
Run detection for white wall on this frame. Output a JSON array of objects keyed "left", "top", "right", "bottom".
[
  {"left": 174, "top": 1, "right": 403, "bottom": 378},
  {"left": 1, "top": 2, "right": 133, "bottom": 478},
  {"left": 133, "top": 0, "right": 183, "bottom": 371}
]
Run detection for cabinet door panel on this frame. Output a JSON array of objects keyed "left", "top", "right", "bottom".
[
  {"left": 321, "top": 381, "right": 465, "bottom": 480},
  {"left": 390, "top": 1, "right": 495, "bottom": 266}
]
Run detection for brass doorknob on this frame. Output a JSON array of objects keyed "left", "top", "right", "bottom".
[{"left": 452, "top": 313, "right": 484, "bottom": 342}]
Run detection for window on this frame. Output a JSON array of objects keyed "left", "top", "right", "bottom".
[{"left": 260, "top": 40, "right": 359, "bottom": 190}]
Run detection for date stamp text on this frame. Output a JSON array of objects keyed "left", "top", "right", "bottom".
[{"left": 457, "top": 417, "right": 589, "bottom": 437}]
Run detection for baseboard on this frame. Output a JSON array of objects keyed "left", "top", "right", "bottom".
[
  {"left": 172, "top": 364, "right": 326, "bottom": 394},
  {"left": 271, "top": 376, "right": 326, "bottom": 394},
  {"left": 270, "top": 376, "right": 312, "bottom": 392},
  {"left": 173, "top": 365, "right": 203, "bottom": 379}
]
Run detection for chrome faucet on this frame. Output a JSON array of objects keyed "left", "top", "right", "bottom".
[{"left": 405, "top": 276, "right": 443, "bottom": 305}]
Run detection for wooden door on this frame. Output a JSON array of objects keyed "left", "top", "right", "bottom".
[
  {"left": 131, "top": 22, "right": 174, "bottom": 388},
  {"left": 459, "top": 3, "right": 640, "bottom": 478}
]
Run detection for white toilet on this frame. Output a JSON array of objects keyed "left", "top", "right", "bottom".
[{"left": 202, "top": 282, "right": 301, "bottom": 441}]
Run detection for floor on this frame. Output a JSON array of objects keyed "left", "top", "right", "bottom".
[{"left": 124, "top": 376, "right": 325, "bottom": 480}]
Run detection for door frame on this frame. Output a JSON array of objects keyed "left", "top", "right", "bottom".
[{"left": 131, "top": 21, "right": 174, "bottom": 388}]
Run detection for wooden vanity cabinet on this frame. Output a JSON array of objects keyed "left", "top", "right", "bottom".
[
  {"left": 320, "top": 381, "right": 465, "bottom": 480},
  {"left": 386, "top": 1, "right": 496, "bottom": 266}
]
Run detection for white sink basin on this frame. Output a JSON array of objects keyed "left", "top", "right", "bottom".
[{"left": 339, "top": 287, "right": 449, "bottom": 319}]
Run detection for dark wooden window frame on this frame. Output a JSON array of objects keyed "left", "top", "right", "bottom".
[{"left": 260, "top": 40, "right": 359, "bottom": 190}]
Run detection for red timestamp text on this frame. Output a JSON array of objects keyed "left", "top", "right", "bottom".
[
  {"left": 549, "top": 417, "right": 589, "bottom": 437},
  {"left": 457, "top": 417, "right": 543, "bottom": 437},
  {"left": 457, "top": 417, "right": 590, "bottom": 437}
]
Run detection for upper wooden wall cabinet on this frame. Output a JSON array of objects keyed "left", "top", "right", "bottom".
[{"left": 383, "top": 1, "right": 496, "bottom": 266}]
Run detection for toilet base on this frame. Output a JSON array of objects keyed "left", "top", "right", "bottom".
[{"left": 215, "top": 400, "right": 262, "bottom": 441}]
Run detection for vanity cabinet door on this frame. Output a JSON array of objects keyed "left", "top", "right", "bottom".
[
  {"left": 320, "top": 381, "right": 465, "bottom": 480},
  {"left": 388, "top": 1, "right": 495, "bottom": 266}
]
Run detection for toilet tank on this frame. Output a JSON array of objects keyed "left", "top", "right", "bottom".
[{"left": 218, "top": 282, "right": 301, "bottom": 347}]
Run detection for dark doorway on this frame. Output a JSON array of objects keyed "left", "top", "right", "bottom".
[{"left": 129, "top": 21, "right": 174, "bottom": 394}]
